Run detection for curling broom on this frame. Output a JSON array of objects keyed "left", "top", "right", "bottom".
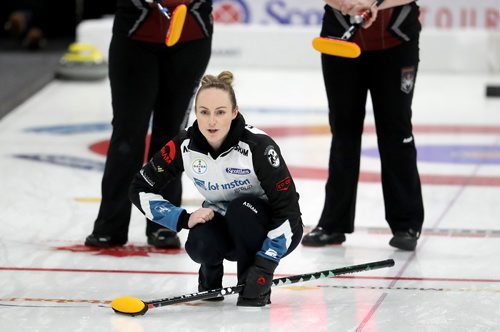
[{"left": 111, "top": 258, "right": 395, "bottom": 316}]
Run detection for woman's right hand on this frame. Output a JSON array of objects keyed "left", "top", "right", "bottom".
[{"left": 188, "top": 208, "right": 215, "bottom": 228}]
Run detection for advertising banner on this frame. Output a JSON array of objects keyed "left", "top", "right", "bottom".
[{"left": 212, "top": 0, "right": 500, "bottom": 29}]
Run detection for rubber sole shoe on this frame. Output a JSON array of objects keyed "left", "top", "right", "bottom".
[
  {"left": 301, "top": 227, "right": 345, "bottom": 247},
  {"left": 84, "top": 234, "right": 126, "bottom": 248},
  {"left": 389, "top": 230, "right": 419, "bottom": 251},
  {"left": 202, "top": 294, "right": 225, "bottom": 302},
  {"left": 237, "top": 291, "right": 271, "bottom": 307},
  {"left": 147, "top": 229, "right": 181, "bottom": 249}
]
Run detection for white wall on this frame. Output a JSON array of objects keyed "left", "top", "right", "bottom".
[{"left": 77, "top": 18, "right": 500, "bottom": 74}]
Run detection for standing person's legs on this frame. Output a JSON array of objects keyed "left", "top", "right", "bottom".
[
  {"left": 145, "top": 38, "right": 212, "bottom": 247},
  {"left": 368, "top": 41, "right": 424, "bottom": 250},
  {"left": 302, "top": 54, "right": 368, "bottom": 246},
  {"left": 86, "top": 35, "right": 159, "bottom": 247}
]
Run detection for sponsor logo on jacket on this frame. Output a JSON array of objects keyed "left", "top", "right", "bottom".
[
  {"left": 151, "top": 160, "right": 164, "bottom": 173},
  {"left": 193, "top": 177, "right": 251, "bottom": 191},
  {"left": 225, "top": 167, "right": 251, "bottom": 175},
  {"left": 192, "top": 158, "right": 208, "bottom": 175},
  {"left": 264, "top": 248, "right": 278, "bottom": 258},
  {"left": 233, "top": 145, "right": 249, "bottom": 156},
  {"left": 243, "top": 201, "right": 258, "bottom": 214},
  {"left": 276, "top": 176, "right": 291, "bottom": 191},
  {"left": 265, "top": 145, "right": 280, "bottom": 168},
  {"left": 160, "top": 140, "right": 176, "bottom": 164}
]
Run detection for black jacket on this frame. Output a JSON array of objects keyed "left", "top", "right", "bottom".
[
  {"left": 113, "top": 0, "right": 213, "bottom": 43},
  {"left": 129, "top": 113, "right": 302, "bottom": 260}
]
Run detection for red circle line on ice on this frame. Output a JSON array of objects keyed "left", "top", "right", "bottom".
[{"left": 89, "top": 124, "right": 500, "bottom": 186}]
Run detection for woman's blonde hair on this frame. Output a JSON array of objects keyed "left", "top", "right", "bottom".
[{"left": 195, "top": 71, "right": 237, "bottom": 110}]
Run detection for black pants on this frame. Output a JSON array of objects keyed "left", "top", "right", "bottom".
[
  {"left": 92, "top": 34, "right": 211, "bottom": 243},
  {"left": 185, "top": 197, "right": 303, "bottom": 280},
  {"left": 318, "top": 40, "right": 424, "bottom": 235}
]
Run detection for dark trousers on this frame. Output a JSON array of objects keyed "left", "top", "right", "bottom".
[
  {"left": 92, "top": 34, "right": 211, "bottom": 243},
  {"left": 318, "top": 40, "right": 424, "bottom": 235},
  {"left": 185, "top": 197, "right": 303, "bottom": 280}
]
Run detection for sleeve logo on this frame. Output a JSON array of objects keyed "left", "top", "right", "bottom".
[
  {"left": 276, "top": 177, "right": 291, "bottom": 191},
  {"left": 401, "top": 66, "right": 416, "bottom": 94},
  {"left": 264, "top": 145, "right": 280, "bottom": 168},
  {"left": 160, "top": 140, "right": 176, "bottom": 164}
]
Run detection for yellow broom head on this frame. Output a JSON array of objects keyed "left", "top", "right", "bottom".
[
  {"left": 111, "top": 296, "right": 148, "bottom": 316},
  {"left": 166, "top": 4, "right": 187, "bottom": 47},
  {"left": 312, "top": 37, "right": 361, "bottom": 58}
]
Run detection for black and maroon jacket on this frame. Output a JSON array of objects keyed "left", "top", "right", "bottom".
[
  {"left": 321, "top": 1, "right": 421, "bottom": 51},
  {"left": 113, "top": 0, "right": 212, "bottom": 43}
]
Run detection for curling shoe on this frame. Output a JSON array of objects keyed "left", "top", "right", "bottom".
[
  {"left": 301, "top": 226, "right": 345, "bottom": 247},
  {"left": 389, "top": 229, "right": 420, "bottom": 251},
  {"left": 147, "top": 229, "right": 181, "bottom": 249},
  {"left": 84, "top": 234, "right": 126, "bottom": 248},
  {"left": 237, "top": 290, "right": 271, "bottom": 307},
  {"left": 198, "top": 263, "right": 224, "bottom": 302}
]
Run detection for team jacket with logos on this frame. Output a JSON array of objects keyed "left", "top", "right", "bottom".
[
  {"left": 129, "top": 114, "right": 302, "bottom": 263},
  {"left": 322, "top": 1, "right": 421, "bottom": 51},
  {"left": 114, "top": 0, "right": 213, "bottom": 43}
]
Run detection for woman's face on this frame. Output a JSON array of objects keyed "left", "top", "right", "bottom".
[{"left": 195, "top": 88, "right": 237, "bottom": 151}]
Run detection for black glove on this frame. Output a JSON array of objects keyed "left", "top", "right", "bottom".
[{"left": 239, "top": 256, "right": 278, "bottom": 305}]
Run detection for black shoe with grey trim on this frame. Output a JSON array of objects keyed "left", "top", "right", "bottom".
[
  {"left": 237, "top": 290, "right": 271, "bottom": 307},
  {"left": 301, "top": 227, "right": 345, "bottom": 247},
  {"left": 84, "top": 233, "right": 126, "bottom": 248},
  {"left": 389, "top": 229, "right": 420, "bottom": 251},
  {"left": 147, "top": 229, "right": 181, "bottom": 249}
]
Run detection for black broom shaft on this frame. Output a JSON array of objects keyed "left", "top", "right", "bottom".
[
  {"left": 146, "top": 259, "right": 394, "bottom": 308},
  {"left": 274, "top": 258, "right": 394, "bottom": 285}
]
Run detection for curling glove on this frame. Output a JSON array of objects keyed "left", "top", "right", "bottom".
[{"left": 237, "top": 256, "right": 278, "bottom": 307}]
